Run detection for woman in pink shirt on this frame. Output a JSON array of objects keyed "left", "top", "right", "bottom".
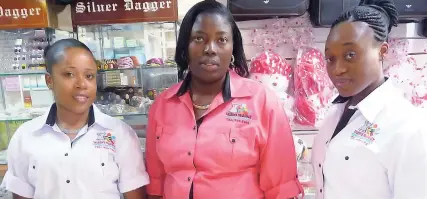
[{"left": 145, "top": 1, "right": 303, "bottom": 199}]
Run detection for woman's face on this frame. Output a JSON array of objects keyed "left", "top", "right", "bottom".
[
  {"left": 188, "top": 13, "right": 234, "bottom": 83},
  {"left": 46, "top": 47, "right": 97, "bottom": 114},
  {"left": 325, "top": 21, "right": 388, "bottom": 97}
]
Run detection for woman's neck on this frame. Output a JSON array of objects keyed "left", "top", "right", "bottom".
[
  {"left": 350, "top": 77, "right": 385, "bottom": 106},
  {"left": 190, "top": 75, "right": 226, "bottom": 96},
  {"left": 56, "top": 106, "right": 89, "bottom": 130}
]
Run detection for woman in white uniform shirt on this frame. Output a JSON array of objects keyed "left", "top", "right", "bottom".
[
  {"left": 312, "top": 0, "right": 427, "bottom": 198},
  {"left": 4, "top": 39, "right": 149, "bottom": 199}
]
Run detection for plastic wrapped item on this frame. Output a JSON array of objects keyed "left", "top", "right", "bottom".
[
  {"left": 249, "top": 51, "right": 294, "bottom": 120},
  {"left": 386, "top": 56, "right": 427, "bottom": 108},
  {"left": 146, "top": 58, "right": 164, "bottom": 66},
  {"left": 117, "top": 56, "right": 139, "bottom": 68},
  {"left": 293, "top": 47, "right": 333, "bottom": 128},
  {"left": 141, "top": 66, "right": 178, "bottom": 98},
  {"left": 293, "top": 135, "right": 308, "bottom": 161}
]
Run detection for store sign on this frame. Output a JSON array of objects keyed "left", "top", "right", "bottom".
[
  {"left": 0, "top": 0, "right": 49, "bottom": 29},
  {"left": 71, "top": 0, "right": 178, "bottom": 25}
]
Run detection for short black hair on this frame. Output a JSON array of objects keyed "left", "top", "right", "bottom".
[
  {"left": 331, "top": 0, "right": 399, "bottom": 42},
  {"left": 175, "top": 0, "right": 249, "bottom": 80},
  {"left": 44, "top": 38, "right": 93, "bottom": 73}
]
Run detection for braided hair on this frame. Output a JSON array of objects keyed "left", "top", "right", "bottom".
[{"left": 331, "top": 0, "right": 399, "bottom": 42}]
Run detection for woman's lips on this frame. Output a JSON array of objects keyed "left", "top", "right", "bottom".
[{"left": 200, "top": 63, "right": 219, "bottom": 72}]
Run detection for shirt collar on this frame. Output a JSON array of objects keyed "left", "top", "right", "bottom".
[
  {"left": 164, "top": 69, "right": 253, "bottom": 100},
  {"left": 37, "top": 103, "right": 109, "bottom": 131},
  {"left": 332, "top": 78, "right": 397, "bottom": 123}
]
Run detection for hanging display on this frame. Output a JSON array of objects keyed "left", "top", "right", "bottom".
[
  {"left": 249, "top": 51, "right": 294, "bottom": 120},
  {"left": 293, "top": 46, "right": 333, "bottom": 128}
]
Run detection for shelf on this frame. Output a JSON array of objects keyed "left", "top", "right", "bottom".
[
  {"left": 0, "top": 70, "right": 46, "bottom": 76},
  {"left": 23, "top": 87, "right": 49, "bottom": 91},
  {"left": 0, "top": 165, "right": 6, "bottom": 177},
  {"left": 108, "top": 112, "right": 147, "bottom": 118},
  {"left": 98, "top": 67, "right": 141, "bottom": 72},
  {"left": 0, "top": 115, "right": 33, "bottom": 122}
]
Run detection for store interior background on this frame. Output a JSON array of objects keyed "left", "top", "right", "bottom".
[
  {"left": 192, "top": 0, "right": 427, "bottom": 149},
  {"left": 0, "top": 0, "right": 426, "bottom": 198},
  {"left": 1, "top": 0, "right": 426, "bottom": 168}
]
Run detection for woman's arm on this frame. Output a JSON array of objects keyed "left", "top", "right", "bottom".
[
  {"left": 389, "top": 123, "right": 427, "bottom": 199},
  {"left": 147, "top": 195, "right": 163, "bottom": 199},
  {"left": 115, "top": 123, "right": 149, "bottom": 196},
  {"left": 123, "top": 187, "right": 145, "bottom": 199},
  {"left": 13, "top": 193, "right": 32, "bottom": 199},
  {"left": 6, "top": 128, "right": 35, "bottom": 198},
  {"left": 145, "top": 100, "right": 166, "bottom": 197},
  {"left": 259, "top": 89, "right": 304, "bottom": 199}
]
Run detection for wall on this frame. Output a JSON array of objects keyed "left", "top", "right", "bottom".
[
  {"left": 179, "top": 1, "right": 427, "bottom": 148},
  {"left": 237, "top": 18, "right": 427, "bottom": 148}
]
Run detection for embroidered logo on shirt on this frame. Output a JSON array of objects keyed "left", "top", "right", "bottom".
[
  {"left": 350, "top": 121, "right": 379, "bottom": 145},
  {"left": 93, "top": 132, "right": 116, "bottom": 152},
  {"left": 226, "top": 103, "right": 252, "bottom": 124}
]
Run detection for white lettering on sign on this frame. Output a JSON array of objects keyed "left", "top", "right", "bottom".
[
  {"left": 0, "top": 6, "right": 42, "bottom": 19},
  {"left": 75, "top": 0, "right": 173, "bottom": 14},
  {"left": 75, "top": 2, "right": 118, "bottom": 13}
]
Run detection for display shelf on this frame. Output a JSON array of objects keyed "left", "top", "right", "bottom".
[
  {"left": 98, "top": 67, "right": 141, "bottom": 73},
  {"left": 0, "top": 70, "right": 46, "bottom": 77}
]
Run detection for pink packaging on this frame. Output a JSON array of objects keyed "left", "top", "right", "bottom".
[{"left": 293, "top": 47, "right": 334, "bottom": 128}]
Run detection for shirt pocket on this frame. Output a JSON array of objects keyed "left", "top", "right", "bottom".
[
  {"left": 98, "top": 149, "right": 120, "bottom": 192},
  {"left": 155, "top": 125, "right": 178, "bottom": 163},
  {"left": 27, "top": 158, "right": 38, "bottom": 186},
  {"left": 226, "top": 125, "right": 258, "bottom": 168}
]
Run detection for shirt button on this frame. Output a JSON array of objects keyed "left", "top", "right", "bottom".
[
  {"left": 65, "top": 153, "right": 68, "bottom": 156},
  {"left": 156, "top": 136, "right": 160, "bottom": 139},
  {"left": 187, "top": 177, "right": 191, "bottom": 181},
  {"left": 345, "top": 156, "right": 349, "bottom": 160},
  {"left": 320, "top": 189, "right": 322, "bottom": 193},
  {"left": 32, "top": 165, "right": 35, "bottom": 169},
  {"left": 318, "top": 164, "right": 321, "bottom": 167},
  {"left": 188, "top": 152, "right": 192, "bottom": 156},
  {"left": 101, "top": 163, "right": 105, "bottom": 166},
  {"left": 231, "top": 138, "right": 236, "bottom": 143},
  {"left": 66, "top": 180, "right": 70, "bottom": 183},
  {"left": 193, "top": 126, "right": 197, "bottom": 130}
]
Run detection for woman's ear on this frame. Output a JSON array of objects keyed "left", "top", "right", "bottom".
[
  {"left": 379, "top": 42, "right": 389, "bottom": 61},
  {"left": 45, "top": 73, "right": 53, "bottom": 89}
]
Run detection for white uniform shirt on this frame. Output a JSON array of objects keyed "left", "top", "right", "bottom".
[
  {"left": 312, "top": 80, "right": 427, "bottom": 199},
  {"left": 4, "top": 104, "right": 149, "bottom": 199}
]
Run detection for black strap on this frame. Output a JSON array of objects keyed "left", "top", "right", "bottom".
[{"left": 331, "top": 108, "right": 357, "bottom": 140}]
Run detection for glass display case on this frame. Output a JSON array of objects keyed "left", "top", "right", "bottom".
[
  {"left": 76, "top": 22, "right": 179, "bottom": 143},
  {"left": 0, "top": 28, "right": 74, "bottom": 177}
]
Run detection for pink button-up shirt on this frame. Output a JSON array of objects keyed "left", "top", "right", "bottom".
[{"left": 146, "top": 70, "right": 303, "bottom": 199}]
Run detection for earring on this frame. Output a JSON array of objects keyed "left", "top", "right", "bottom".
[{"left": 231, "top": 55, "right": 235, "bottom": 66}]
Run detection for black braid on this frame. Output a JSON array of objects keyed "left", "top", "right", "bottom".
[{"left": 331, "top": 0, "right": 399, "bottom": 42}]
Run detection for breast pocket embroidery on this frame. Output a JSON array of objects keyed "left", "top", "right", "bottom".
[{"left": 350, "top": 121, "right": 380, "bottom": 145}]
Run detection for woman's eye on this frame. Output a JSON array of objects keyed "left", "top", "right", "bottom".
[
  {"left": 325, "top": 57, "right": 333, "bottom": 63},
  {"left": 218, "top": 37, "right": 228, "bottom": 43},
  {"left": 194, "top": 37, "right": 203, "bottom": 42},
  {"left": 66, "top": 72, "right": 74, "bottom": 77},
  {"left": 345, "top": 52, "right": 356, "bottom": 59},
  {"left": 87, "top": 74, "right": 95, "bottom": 79}
]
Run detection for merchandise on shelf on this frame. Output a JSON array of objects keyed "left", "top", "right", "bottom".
[
  {"left": 293, "top": 46, "right": 334, "bottom": 128},
  {"left": 249, "top": 51, "right": 295, "bottom": 120}
]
